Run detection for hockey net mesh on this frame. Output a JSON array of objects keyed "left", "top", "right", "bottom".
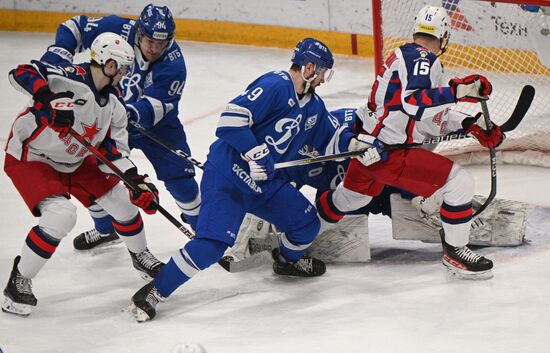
[{"left": 375, "top": 0, "right": 550, "bottom": 166}]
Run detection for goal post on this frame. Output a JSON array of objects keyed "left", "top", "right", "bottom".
[{"left": 371, "top": 0, "right": 550, "bottom": 166}]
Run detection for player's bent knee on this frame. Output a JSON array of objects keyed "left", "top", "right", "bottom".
[
  {"left": 96, "top": 183, "right": 139, "bottom": 222},
  {"left": 286, "top": 214, "right": 320, "bottom": 245},
  {"left": 442, "top": 164, "right": 475, "bottom": 205},
  {"left": 184, "top": 238, "right": 229, "bottom": 270},
  {"left": 38, "top": 196, "right": 77, "bottom": 239}
]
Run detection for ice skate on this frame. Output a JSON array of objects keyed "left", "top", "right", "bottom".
[
  {"left": 128, "top": 281, "right": 165, "bottom": 322},
  {"left": 2, "top": 256, "right": 37, "bottom": 316},
  {"left": 441, "top": 231, "right": 493, "bottom": 280},
  {"left": 272, "top": 249, "right": 326, "bottom": 277},
  {"left": 73, "top": 229, "right": 122, "bottom": 251},
  {"left": 129, "top": 249, "right": 165, "bottom": 280}
]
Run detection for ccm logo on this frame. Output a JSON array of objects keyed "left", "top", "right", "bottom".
[{"left": 53, "top": 101, "right": 74, "bottom": 108}]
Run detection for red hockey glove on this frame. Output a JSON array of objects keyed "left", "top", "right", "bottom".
[
  {"left": 462, "top": 112, "right": 505, "bottom": 148},
  {"left": 34, "top": 87, "right": 75, "bottom": 138},
  {"left": 124, "top": 168, "right": 159, "bottom": 214},
  {"left": 449, "top": 74, "right": 492, "bottom": 103}
]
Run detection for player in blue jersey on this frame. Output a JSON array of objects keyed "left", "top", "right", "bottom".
[
  {"left": 316, "top": 6, "right": 505, "bottom": 279},
  {"left": 41, "top": 4, "right": 201, "bottom": 250},
  {"left": 126, "top": 38, "right": 386, "bottom": 322}
]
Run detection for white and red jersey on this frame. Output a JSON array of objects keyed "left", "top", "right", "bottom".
[
  {"left": 6, "top": 60, "right": 134, "bottom": 174},
  {"left": 361, "top": 43, "right": 465, "bottom": 146}
]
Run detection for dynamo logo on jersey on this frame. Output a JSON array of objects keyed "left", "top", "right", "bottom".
[
  {"left": 120, "top": 73, "right": 143, "bottom": 101},
  {"left": 329, "top": 164, "right": 347, "bottom": 190},
  {"left": 264, "top": 115, "right": 302, "bottom": 154}
]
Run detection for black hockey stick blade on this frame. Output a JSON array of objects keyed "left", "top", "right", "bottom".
[{"left": 500, "top": 85, "right": 535, "bottom": 132}]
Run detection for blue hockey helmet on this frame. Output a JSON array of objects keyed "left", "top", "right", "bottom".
[
  {"left": 137, "top": 4, "right": 176, "bottom": 42},
  {"left": 291, "top": 38, "right": 334, "bottom": 70}
]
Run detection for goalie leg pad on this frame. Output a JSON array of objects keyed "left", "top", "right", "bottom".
[
  {"left": 307, "top": 215, "right": 371, "bottom": 263},
  {"left": 391, "top": 194, "right": 528, "bottom": 246},
  {"left": 224, "top": 213, "right": 274, "bottom": 261}
]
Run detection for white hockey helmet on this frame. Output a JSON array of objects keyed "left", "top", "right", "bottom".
[
  {"left": 413, "top": 6, "right": 451, "bottom": 54},
  {"left": 90, "top": 32, "right": 134, "bottom": 74}
]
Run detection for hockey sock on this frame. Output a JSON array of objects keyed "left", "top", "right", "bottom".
[
  {"left": 316, "top": 190, "right": 345, "bottom": 223},
  {"left": 158, "top": 238, "right": 228, "bottom": 297},
  {"left": 112, "top": 213, "right": 147, "bottom": 253},
  {"left": 153, "top": 258, "right": 189, "bottom": 297},
  {"left": 440, "top": 201, "right": 473, "bottom": 247},
  {"left": 88, "top": 203, "right": 115, "bottom": 235},
  {"left": 19, "top": 226, "right": 60, "bottom": 278},
  {"left": 166, "top": 177, "right": 201, "bottom": 230},
  {"left": 279, "top": 232, "right": 310, "bottom": 263}
]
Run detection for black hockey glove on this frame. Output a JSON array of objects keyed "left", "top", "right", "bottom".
[{"left": 34, "top": 86, "right": 75, "bottom": 138}]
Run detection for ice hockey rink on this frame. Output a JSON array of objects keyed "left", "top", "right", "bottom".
[{"left": 1, "top": 31, "right": 550, "bottom": 353}]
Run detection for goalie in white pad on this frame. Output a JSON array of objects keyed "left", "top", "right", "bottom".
[
  {"left": 391, "top": 191, "right": 528, "bottom": 246},
  {"left": 223, "top": 212, "right": 370, "bottom": 270}
]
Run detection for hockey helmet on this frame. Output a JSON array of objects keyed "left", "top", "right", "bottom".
[
  {"left": 90, "top": 32, "right": 134, "bottom": 74},
  {"left": 292, "top": 37, "right": 334, "bottom": 84},
  {"left": 413, "top": 6, "right": 451, "bottom": 53},
  {"left": 137, "top": 4, "right": 176, "bottom": 42},
  {"left": 292, "top": 37, "right": 334, "bottom": 70}
]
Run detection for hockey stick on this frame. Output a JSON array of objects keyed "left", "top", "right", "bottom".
[
  {"left": 69, "top": 129, "right": 236, "bottom": 272},
  {"left": 274, "top": 85, "right": 535, "bottom": 170},
  {"left": 68, "top": 128, "right": 195, "bottom": 239},
  {"left": 474, "top": 100, "right": 497, "bottom": 217},
  {"left": 128, "top": 120, "right": 205, "bottom": 170},
  {"left": 470, "top": 85, "right": 535, "bottom": 216}
]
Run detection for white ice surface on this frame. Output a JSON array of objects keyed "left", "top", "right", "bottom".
[{"left": 0, "top": 32, "right": 550, "bottom": 353}]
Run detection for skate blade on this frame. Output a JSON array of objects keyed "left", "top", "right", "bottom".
[
  {"left": 443, "top": 265, "right": 494, "bottom": 281},
  {"left": 89, "top": 239, "right": 124, "bottom": 255},
  {"left": 127, "top": 302, "right": 151, "bottom": 323},
  {"left": 74, "top": 239, "right": 123, "bottom": 255},
  {"left": 2, "top": 297, "right": 32, "bottom": 317}
]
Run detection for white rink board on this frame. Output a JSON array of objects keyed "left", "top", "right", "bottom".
[{"left": 0, "top": 32, "right": 550, "bottom": 353}]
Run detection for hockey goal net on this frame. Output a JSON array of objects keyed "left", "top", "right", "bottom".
[{"left": 372, "top": 0, "right": 550, "bottom": 166}]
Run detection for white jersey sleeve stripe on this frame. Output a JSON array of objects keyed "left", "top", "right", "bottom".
[
  {"left": 62, "top": 17, "right": 83, "bottom": 51},
  {"left": 143, "top": 96, "right": 166, "bottom": 126},
  {"left": 217, "top": 115, "right": 250, "bottom": 128}
]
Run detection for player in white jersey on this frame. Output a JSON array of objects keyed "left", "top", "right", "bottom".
[
  {"left": 41, "top": 4, "right": 202, "bottom": 251},
  {"left": 2, "top": 33, "right": 164, "bottom": 317},
  {"left": 316, "top": 6, "right": 504, "bottom": 279}
]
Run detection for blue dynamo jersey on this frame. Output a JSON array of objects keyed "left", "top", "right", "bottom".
[
  {"left": 209, "top": 71, "right": 354, "bottom": 194},
  {"left": 40, "top": 15, "right": 187, "bottom": 133},
  {"left": 282, "top": 108, "right": 358, "bottom": 191}
]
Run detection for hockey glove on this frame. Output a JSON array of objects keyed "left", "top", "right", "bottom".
[
  {"left": 348, "top": 134, "right": 387, "bottom": 167},
  {"left": 449, "top": 74, "right": 492, "bottom": 103},
  {"left": 243, "top": 143, "right": 275, "bottom": 181},
  {"left": 34, "top": 87, "right": 75, "bottom": 138},
  {"left": 124, "top": 168, "right": 159, "bottom": 214},
  {"left": 462, "top": 112, "right": 505, "bottom": 148}
]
